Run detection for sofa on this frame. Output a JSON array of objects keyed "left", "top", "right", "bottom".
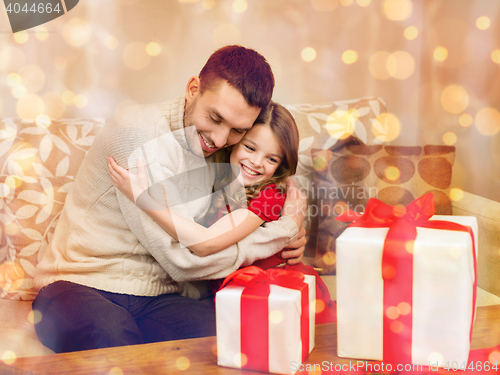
[{"left": 1, "top": 97, "right": 500, "bottom": 360}]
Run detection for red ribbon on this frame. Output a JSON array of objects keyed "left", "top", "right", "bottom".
[
  {"left": 336, "top": 193, "right": 477, "bottom": 364},
  {"left": 219, "top": 266, "right": 310, "bottom": 371}
]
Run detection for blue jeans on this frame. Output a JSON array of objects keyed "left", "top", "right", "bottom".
[{"left": 32, "top": 280, "right": 216, "bottom": 353}]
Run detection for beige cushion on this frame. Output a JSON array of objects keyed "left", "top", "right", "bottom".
[{"left": 0, "top": 118, "right": 104, "bottom": 300}]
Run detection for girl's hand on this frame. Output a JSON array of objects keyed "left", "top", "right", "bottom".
[{"left": 108, "top": 156, "right": 149, "bottom": 203}]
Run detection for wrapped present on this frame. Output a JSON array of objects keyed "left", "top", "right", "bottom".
[
  {"left": 216, "top": 266, "right": 315, "bottom": 374},
  {"left": 335, "top": 193, "right": 477, "bottom": 367}
]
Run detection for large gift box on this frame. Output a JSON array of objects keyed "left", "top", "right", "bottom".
[
  {"left": 336, "top": 193, "right": 478, "bottom": 367},
  {"left": 216, "top": 266, "right": 315, "bottom": 374}
]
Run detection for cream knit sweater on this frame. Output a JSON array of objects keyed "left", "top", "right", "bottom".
[{"left": 34, "top": 95, "right": 299, "bottom": 296}]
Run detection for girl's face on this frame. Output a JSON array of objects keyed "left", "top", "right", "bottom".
[{"left": 229, "top": 124, "right": 284, "bottom": 187}]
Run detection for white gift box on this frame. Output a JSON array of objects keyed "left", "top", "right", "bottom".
[
  {"left": 216, "top": 273, "right": 315, "bottom": 374},
  {"left": 336, "top": 215, "right": 478, "bottom": 367}
]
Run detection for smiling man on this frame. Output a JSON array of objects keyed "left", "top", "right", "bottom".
[{"left": 32, "top": 45, "right": 307, "bottom": 353}]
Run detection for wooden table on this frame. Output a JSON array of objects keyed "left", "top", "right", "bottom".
[{"left": 4, "top": 305, "right": 500, "bottom": 375}]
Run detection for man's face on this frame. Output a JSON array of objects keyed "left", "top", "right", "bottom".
[{"left": 184, "top": 78, "right": 261, "bottom": 158}]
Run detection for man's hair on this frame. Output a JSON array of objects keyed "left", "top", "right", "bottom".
[{"left": 199, "top": 45, "right": 275, "bottom": 110}]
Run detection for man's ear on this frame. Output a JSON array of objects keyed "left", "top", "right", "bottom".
[{"left": 185, "top": 76, "right": 200, "bottom": 104}]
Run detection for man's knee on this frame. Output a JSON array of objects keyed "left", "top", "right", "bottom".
[{"left": 33, "top": 281, "right": 143, "bottom": 352}]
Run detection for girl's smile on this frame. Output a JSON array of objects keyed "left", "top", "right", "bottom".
[{"left": 229, "top": 124, "right": 284, "bottom": 187}]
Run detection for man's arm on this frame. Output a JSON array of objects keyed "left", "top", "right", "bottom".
[
  {"left": 115, "top": 177, "right": 307, "bottom": 282},
  {"left": 116, "top": 188, "right": 302, "bottom": 281}
]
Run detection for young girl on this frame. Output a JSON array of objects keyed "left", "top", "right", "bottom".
[{"left": 108, "top": 102, "right": 335, "bottom": 323}]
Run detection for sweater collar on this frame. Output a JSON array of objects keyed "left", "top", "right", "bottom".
[{"left": 162, "top": 93, "right": 191, "bottom": 152}]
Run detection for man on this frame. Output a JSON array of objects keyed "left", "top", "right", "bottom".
[{"left": 33, "top": 45, "right": 307, "bottom": 353}]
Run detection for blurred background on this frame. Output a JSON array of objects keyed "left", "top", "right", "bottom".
[{"left": 0, "top": 0, "right": 499, "bottom": 202}]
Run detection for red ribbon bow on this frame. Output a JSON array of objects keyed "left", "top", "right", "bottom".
[
  {"left": 219, "top": 266, "right": 310, "bottom": 371},
  {"left": 336, "top": 193, "right": 477, "bottom": 364}
]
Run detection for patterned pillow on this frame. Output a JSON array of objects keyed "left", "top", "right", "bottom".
[
  {"left": 310, "top": 142, "right": 455, "bottom": 274},
  {"left": 285, "top": 97, "right": 388, "bottom": 256},
  {"left": 0, "top": 176, "right": 74, "bottom": 299},
  {"left": 0, "top": 118, "right": 104, "bottom": 300}
]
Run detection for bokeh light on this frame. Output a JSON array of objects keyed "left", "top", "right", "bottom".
[
  {"left": 357, "top": 0, "right": 371, "bottom": 7},
  {"left": 28, "top": 310, "right": 42, "bottom": 324},
  {"left": 1, "top": 350, "right": 16, "bottom": 365},
  {"left": 74, "top": 95, "right": 89, "bottom": 108},
  {"left": 369, "top": 51, "right": 391, "bottom": 80},
  {"left": 450, "top": 188, "right": 464, "bottom": 202},
  {"left": 398, "top": 302, "right": 411, "bottom": 315},
  {"left": 442, "top": 132, "right": 457, "bottom": 145},
  {"left": 386, "top": 306, "right": 399, "bottom": 320},
  {"left": 428, "top": 352, "right": 444, "bottom": 366},
  {"left": 0, "top": 183, "right": 10, "bottom": 198},
  {"left": 42, "top": 92, "right": 66, "bottom": 119},
  {"left": 313, "top": 155, "right": 328, "bottom": 171},
  {"left": 36, "top": 114, "right": 52, "bottom": 129},
  {"left": 315, "top": 298, "right": 325, "bottom": 313},
  {"left": 146, "top": 42, "right": 161, "bottom": 56},
  {"left": 384, "top": 166, "right": 400, "bottom": 181},
  {"left": 19, "top": 65, "right": 46, "bottom": 93},
  {"left": 492, "top": 50, "right": 500, "bottom": 64},
  {"left": 269, "top": 309, "right": 284, "bottom": 324},
  {"left": 233, "top": 353, "right": 248, "bottom": 367},
  {"left": 201, "top": 0, "right": 215, "bottom": 9},
  {"left": 4, "top": 222, "right": 20, "bottom": 236},
  {"left": 62, "top": 90, "right": 76, "bottom": 105},
  {"left": 489, "top": 351, "right": 500, "bottom": 365},
  {"left": 212, "top": 24, "right": 241, "bottom": 47},
  {"left": 387, "top": 50, "right": 415, "bottom": 79},
  {"left": 372, "top": 113, "right": 401, "bottom": 142},
  {"left": 35, "top": 26, "right": 49, "bottom": 41},
  {"left": 405, "top": 240, "right": 414, "bottom": 254},
  {"left": 404, "top": 26, "right": 418, "bottom": 40},
  {"left": 476, "top": 16, "right": 491, "bottom": 30},
  {"left": 105, "top": 36, "right": 118, "bottom": 50},
  {"left": 233, "top": 0, "right": 247, "bottom": 13},
  {"left": 302, "top": 47, "right": 317, "bottom": 62},
  {"left": 0, "top": 262, "right": 25, "bottom": 291},
  {"left": 176, "top": 356, "right": 190, "bottom": 371},
  {"left": 448, "top": 246, "right": 463, "bottom": 259},
  {"left": 7, "top": 73, "right": 20, "bottom": 86},
  {"left": 342, "top": 50, "right": 358, "bottom": 64},
  {"left": 123, "top": 42, "right": 151, "bottom": 70},
  {"left": 459, "top": 113, "right": 473, "bottom": 127},
  {"left": 433, "top": 46, "right": 448, "bottom": 61},
  {"left": 13, "top": 31, "right": 29, "bottom": 44},
  {"left": 382, "top": 0, "right": 412, "bottom": 21},
  {"left": 340, "top": 0, "right": 354, "bottom": 6},
  {"left": 390, "top": 320, "right": 403, "bottom": 333},
  {"left": 63, "top": 18, "right": 92, "bottom": 47},
  {"left": 16, "top": 94, "right": 45, "bottom": 119},
  {"left": 12, "top": 85, "right": 27, "bottom": 99},
  {"left": 440, "top": 85, "right": 469, "bottom": 114},
  {"left": 54, "top": 56, "right": 68, "bottom": 70},
  {"left": 322, "top": 251, "right": 336, "bottom": 266},
  {"left": 475, "top": 107, "right": 500, "bottom": 136},
  {"left": 109, "top": 367, "right": 123, "bottom": 375},
  {"left": 310, "top": 0, "right": 339, "bottom": 12}
]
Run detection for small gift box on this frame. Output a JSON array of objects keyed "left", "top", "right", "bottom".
[
  {"left": 335, "top": 193, "right": 478, "bottom": 367},
  {"left": 216, "top": 266, "right": 315, "bottom": 374}
]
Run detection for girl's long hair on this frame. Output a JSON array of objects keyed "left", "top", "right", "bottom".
[{"left": 209, "top": 102, "right": 299, "bottom": 216}]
